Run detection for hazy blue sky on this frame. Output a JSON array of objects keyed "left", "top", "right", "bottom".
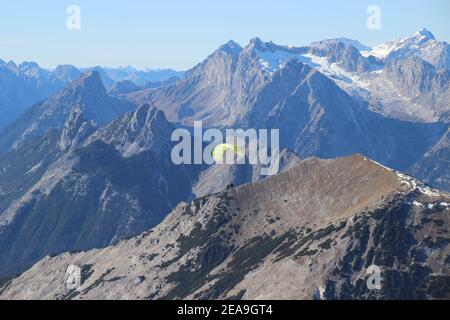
[{"left": 1, "top": 0, "right": 449, "bottom": 70}]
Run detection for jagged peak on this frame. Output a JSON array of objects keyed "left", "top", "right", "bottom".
[
  {"left": 67, "top": 70, "right": 106, "bottom": 94},
  {"left": 53, "top": 64, "right": 79, "bottom": 72},
  {"left": 59, "top": 106, "right": 97, "bottom": 152},
  {"left": 86, "top": 103, "right": 172, "bottom": 157},
  {"left": 108, "top": 79, "right": 139, "bottom": 95},
  {"left": 94, "top": 103, "right": 168, "bottom": 139},
  {"left": 219, "top": 40, "right": 242, "bottom": 54},
  {"left": 414, "top": 28, "right": 436, "bottom": 41},
  {"left": 249, "top": 37, "right": 264, "bottom": 45},
  {"left": 70, "top": 70, "right": 102, "bottom": 85},
  {"left": 18, "top": 61, "right": 40, "bottom": 70},
  {"left": 247, "top": 37, "right": 284, "bottom": 53},
  {"left": 129, "top": 104, "right": 170, "bottom": 138},
  {"left": 27, "top": 69, "right": 135, "bottom": 130},
  {"left": 6, "top": 60, "right": 17, "bottom": 67},
  {"left": 313, "top": 37, "right": 372, "bottom": 52},
  {"left": 248, "top": 37, "right": 270, "bottom": 51}
]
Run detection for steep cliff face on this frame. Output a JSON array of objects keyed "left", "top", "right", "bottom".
[
  {"left": 2, "top": 155, "right": 448, "bottom": 300},
  {"left": 410, "top": 128, "right": 450, "bottom": 191},
  {"left": 381, "top": 56, "right": 450, "bottom": 121}
]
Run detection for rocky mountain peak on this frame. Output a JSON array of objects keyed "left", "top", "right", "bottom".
[
  {"left": 17, "top": 61, "right": 48, "bottom": 79},
  {"left": 333, "top": 37, "right": 372, "bottom": 52},
  {"left": 67, "top": 70, "right": 106, "bottom": 95},
  {"left": 18, "top": 61, "right": 40, "bottom": 71},
  {"left": 108, "top": 79, "right": 139, "bottom": 95},
  {"left": 246, "top": 37, "right": 291, "bottom": 54},
  {"left": 414, "top": 28, "right": 436, "bottom": 41},
  {"left": 52, "top": 70, "right": 135, "bottom": 126},
  {"left": 52, "top": 65, "right": 81, "bottom": 83},
  {"left": 0, "top": 70, "right": 135, "bottom": 155},
  {"left": 219, "top": 40, "right": 242, "bottom": 55},
  {"left": 248, "top": 36, "right": 264, "bottom": 47},
  {"left": 87, "top": 104, "right": 173, "bottom": 157},
  {"left": 5, "top": 61, "right": 19, "bottom": 73},
  {"left": 368, "top": 28, "right": 449, "bottom": 69},
  {"left": 59, "top": 107, "right": 97, "bottom": 152},
  {"left": 129, "top": 103, "right": 169, "bottom": 135}
]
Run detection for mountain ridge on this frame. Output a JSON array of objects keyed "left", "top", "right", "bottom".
[
  {"left": 1, "top": 29, "right": 449, "bottom": 288},
  {"left": 0, "top": 71, "right": 135, "bottom": 156},
  {"left": 1, "top": 154, "right": 448, "bottom": 300}
]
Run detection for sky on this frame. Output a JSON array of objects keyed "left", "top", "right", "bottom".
[{"left": 1, "top": 0, "right": 449, "bottom": 71}]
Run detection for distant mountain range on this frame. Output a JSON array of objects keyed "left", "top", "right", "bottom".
[
  {"left": 128, "top": 31, "right": 449, "bottom": 188},
  {"left": 0, "top": 61, "right": 183, "bottom": 129},
  {"left": 0, "top": 30, "right": 449, "bottom": 299},
  {"left": 0, "top": 61, "right": 75, "bottom": 128}
]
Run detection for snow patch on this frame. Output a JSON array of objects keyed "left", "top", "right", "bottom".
[
  {"left": 363, "top": 29, "right": 437, "bottom": 60},
  {"left": 364, "top": 158, "right": 443, "bottom": 198},
  {"left": 26, "top": 162, "right": 42, "bottom": 175},
  {"left": 418, "top": 185, "right": 441, "bottom": 197},
  {"left": 314, "top": 286, "right": 326, "bottom": 300},
  {"left": 413, "top": 201, "right": 424, "bottom": 207},
  {"left": 255, "top": 49, "right": 312, "bottom": 73},
  {"left": 397, "top": 172, "right": 442, "bottom": 197},
  {"left": 366, "top": 158, "right": 394, "bottom": 171}
]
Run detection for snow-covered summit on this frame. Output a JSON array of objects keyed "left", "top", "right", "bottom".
[{"left": 362, "top": 28, "right": 448, "bottom": 69}]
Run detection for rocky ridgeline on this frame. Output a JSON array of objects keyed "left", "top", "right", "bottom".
[{"left": 1, "top": 155, "right": 448, "bottom": 300}]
